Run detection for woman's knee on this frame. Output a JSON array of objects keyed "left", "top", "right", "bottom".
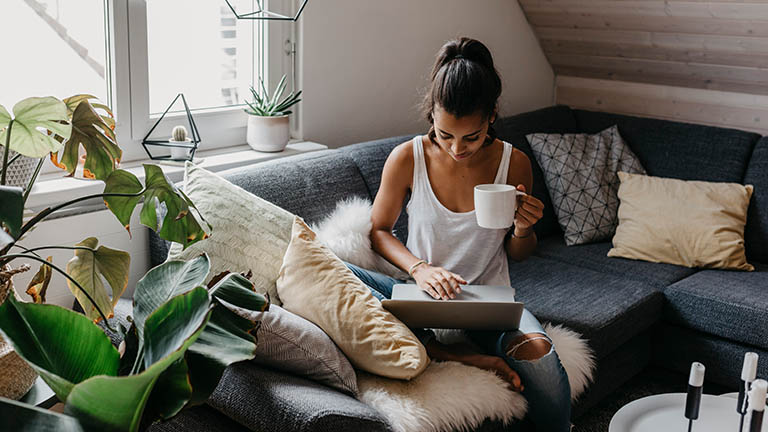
[{"left": 505, "top": 333, "right": 552, "bottom": 361}]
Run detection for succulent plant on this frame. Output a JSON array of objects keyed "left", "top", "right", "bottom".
[
  {"left": 171, "top": 125, "right": 188, "bottom": 142},
  {"left": 244, "top": 74, "right": 302, "bottom": 117}
]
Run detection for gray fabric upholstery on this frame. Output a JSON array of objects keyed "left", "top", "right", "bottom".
[
  {"left": 534, "top": 237, "right": 697, "bottom": 289},
  {"left": 508, "top": 255, "right": 663, "bottom": 359},
  {"left": 744, "top": 137, "right": 768, "bottom": 263},
  {"left": 220, "top": 150, "right": 371, "bottom": 226},
  {"left": 208, "top": 362, "right": 391, "bottom": 432},
  {"left": 147, "top": 404, "right": 249, "bottom": 432},
  {"left": 573, "top": 109, "right": 760, "bottom": 183},
  {"left": 652, "top": 325, "right": 768, "bottom": 388},
  {"left": 494, "top": 105, "right": 581, "bottom": 238},
  {"left": 664, "top": 263, "right": 768, "bottom": 351}
]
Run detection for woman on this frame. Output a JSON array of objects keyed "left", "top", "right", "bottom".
[{"left": 345, "top": 37, "right": 572, "bottom": 431}]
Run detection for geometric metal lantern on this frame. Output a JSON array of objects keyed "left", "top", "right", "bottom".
[
  {"left": 141, "top": 93, "right": 201, "bottom": 162},
  {"left": 224, "top": 0, "right": 308, "bottom": 21}
]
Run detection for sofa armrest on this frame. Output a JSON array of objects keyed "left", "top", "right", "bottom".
[{"left": 209, "top": 362, "right": 391, "bottom": 432}]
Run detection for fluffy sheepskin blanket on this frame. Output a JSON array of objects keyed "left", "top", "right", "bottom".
[{"left": 312, "top": 197, "right": 596, "bottom": 432}]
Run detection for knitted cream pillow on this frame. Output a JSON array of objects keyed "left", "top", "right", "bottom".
[
  {"left": 277, "top": 217, "right": 429, "bottom": 380},
  {"left": 167, "top": 163, "right": 295, "bottom": 305},
  {"left": 608, "top": 172, "right": 754, "bottom": 271}
]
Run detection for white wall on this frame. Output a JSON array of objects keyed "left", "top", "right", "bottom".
[{"left": 298, "top": 0, "right": 554, "bottom": 148}]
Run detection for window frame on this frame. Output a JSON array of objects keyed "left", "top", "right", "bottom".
[{"left": 112, "top": 0, "right": 300, "bottom": 164}]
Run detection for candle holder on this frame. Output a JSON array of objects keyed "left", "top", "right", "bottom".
[
  {"left": 224, "top": 0, "right": 308, "bottom": 21},
  {"left": 141, "top": 93, "right": 201, "bottom": 162}
]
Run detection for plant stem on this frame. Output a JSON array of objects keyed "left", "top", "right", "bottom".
[
  {"left": 19, "top": 189, "right": 146, "bottom": 239},
  {"left": 1, "top": 119, "right": 13, "bottom": 185},
  {"left": 0, "top": 253, "right": 114, "bottom": 327},
  {"left": 15, "top": 245, "right": 97, "bottom": 254},
  {"left": 22, "top": 157, "right": 45, "bottom": 206},
  {"left": 5, "top": 153, "right": 21, "bottom": 169}
]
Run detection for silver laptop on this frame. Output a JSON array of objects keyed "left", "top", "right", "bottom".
[{"left": 381, "top": 284, "right": 523, "bottom": 330}]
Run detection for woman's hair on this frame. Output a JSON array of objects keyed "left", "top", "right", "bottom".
[{"left": 421, "top": 37, "right": 502, "bottom": 147}]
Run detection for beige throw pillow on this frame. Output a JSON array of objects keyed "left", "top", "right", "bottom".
[
  {"left": 167, "top": 162, "right": 295, "bottom": 305},
  {"left": 276, "top": 217, "right": 429, "bottom": 380},
  {"left": 608, "top": 172, "right": 754, "bottom": 271}
]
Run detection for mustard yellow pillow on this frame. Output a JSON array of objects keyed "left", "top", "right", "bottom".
[
  {"left": 608, "top": 172, "right": 754, "bottom": 271},
  {"left": 276, "top": 217, "right": 429, "bottom": 380}
]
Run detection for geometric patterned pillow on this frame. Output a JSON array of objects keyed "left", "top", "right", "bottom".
[{"left": 526, "top": 125, "right": 646, "bottom": 246}]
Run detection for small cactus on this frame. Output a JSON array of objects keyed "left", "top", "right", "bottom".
[{"left": 171, "top": 125, "right": 188, "bottom": 142}]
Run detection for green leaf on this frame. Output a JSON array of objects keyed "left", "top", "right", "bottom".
[
  {"left": 143, "top": 359, "right": 192, "bottom": 421},
  {"left": 186, "top": 305, "right": 259, "bottom": 404},
  {"left": 209, "top": 272, "right": 269, "bottom": 312},
  {"left": 0, "top": 295, "right": 119, "bottom": 401},
  {"left": 0, "top": 185, "right": 23, "bottom": 238},
  {"left": 65, "top": 287, "right": 212, "bottom": 431},
  {"left": 0, "top": 398, "right": 86, "bottom": 432},
  {"left": 0, "top": 104, "right": 11, "bottom": 128},
  {"left": 65, "top": 237, "right": 131, "bottom": 321},
  {"left": 103, "top": 169, "right": 143, "bottom": 236},
  {"left": 140, "top": 164, "right": 207, "bottom": 248},
  {"left": 132, "top": 254, "right": 210, "bottom": 347},
  {"left": 0, "top": 97, "right": 71, "bottom": 158},
  {"left": 57, "top": 100, "right": 121, "bottom": 180}
]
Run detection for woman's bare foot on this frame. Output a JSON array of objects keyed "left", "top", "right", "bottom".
[{"left": 425, "top": 340, "right": 524, "bottom": 392}]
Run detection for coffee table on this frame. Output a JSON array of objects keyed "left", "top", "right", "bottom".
[{"left": 609, "top": 393, "right": 768, "bottom": 432}]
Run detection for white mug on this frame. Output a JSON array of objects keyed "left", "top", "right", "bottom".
[{"left": 474, "top": 184, "right": 523, "bottom": 229}]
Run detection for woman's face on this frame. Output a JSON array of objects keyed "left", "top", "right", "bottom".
[{"left": 431, "top": 105, "right": 495, "bottom": 163}]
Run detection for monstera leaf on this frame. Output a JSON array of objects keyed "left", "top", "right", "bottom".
[
  {"left": 65, "top": 237, "right": 131, "bottom": 321},
  {"left": 0, "top": 97, "right": 71, "bottom": 158},
  {"left": 52, "top": 97, "right": 121, "bottom": 180},
  {"left": 103, "top": 165, "right": 208, "bottom": 247}
]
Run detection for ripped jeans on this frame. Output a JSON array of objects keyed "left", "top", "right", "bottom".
[{"left": 345, "top": 262, "right": 572, "bottom": 432}]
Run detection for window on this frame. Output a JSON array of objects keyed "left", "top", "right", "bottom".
[{"left": 1, "top": 0, "right": 298, "bottom": 170}]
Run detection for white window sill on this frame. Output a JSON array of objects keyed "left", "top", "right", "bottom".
[{"left": 25, "top": 140, "right": 328, "bottom": 213}]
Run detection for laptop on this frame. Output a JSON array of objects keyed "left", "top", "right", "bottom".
[{"left": 381, "top": 284, "right": 523, "bottom": 330}]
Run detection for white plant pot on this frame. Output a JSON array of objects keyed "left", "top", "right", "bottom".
[
  {"left": 169, "top": 139, "right": 193, "bottom": 160},
  {"left": 247, "top": 115, "right": 290, "bottom": 152}
]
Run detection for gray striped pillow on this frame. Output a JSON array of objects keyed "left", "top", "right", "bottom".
[{"left": 245, "top": 305, "right": 358, "bottom": 396}]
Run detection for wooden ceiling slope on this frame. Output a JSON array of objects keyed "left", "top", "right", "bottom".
[
  {"left": 519, "top": 0, "right": 768, "bottom": 95},
  {"left": 518, "top": 0, "right": 768, "bottom": 134}
]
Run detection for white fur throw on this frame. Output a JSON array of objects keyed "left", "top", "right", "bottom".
[
  {"left": 314, "top": 197, "right": 596, "bottom": 432},
  {"left": 311, "top": 197, "right": 409, "bottom": 280}
]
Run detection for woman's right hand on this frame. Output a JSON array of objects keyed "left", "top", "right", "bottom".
[{"left": 412, "top": 264, "right": 467, "bottom": 300}]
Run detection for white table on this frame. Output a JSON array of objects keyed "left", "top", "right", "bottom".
[{"left": 609, "top": 393, "right": 768, "bottom": 432}]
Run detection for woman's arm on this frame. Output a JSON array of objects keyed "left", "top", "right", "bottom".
[
  {"left": 370, "top": 141, "right": 423, "bottom": 273},
  {"left": 505, "top": 149, "right": 543, "bottom": 261}
]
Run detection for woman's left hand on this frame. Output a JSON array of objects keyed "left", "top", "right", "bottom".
[{"left": 513, "top": 184, "right": 544, "bottom": 234}]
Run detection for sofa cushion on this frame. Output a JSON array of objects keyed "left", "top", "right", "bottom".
[
  {"left": 745, "top": 137, "right": 768, "bottom": 264},
  {"left": 509, "top": 256, "right": 663, "bottom": 359},
  {"left": 496, "top": 105, "right": 580, "bottom": 238},
  {"left": 573, "top": 109, "right": 760, "bottom": 183},
  {"left": 534, "top": 237, "right": 696, "bottom": 289},
  {"left": 664, "top": 263, "right": 768, "bottom": 351},
  {"left": 340, "top": 135, "right": 416, "bottom": 244},
  {"left": 221, "top": 150, "right": 371, "bottom": 226},
  {"left": 208, "top": 363, "right": 391, "bottom": 432}
]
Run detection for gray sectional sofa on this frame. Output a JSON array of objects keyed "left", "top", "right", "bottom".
[{"left": 148, "top": 105, "right": 768, "bottom": 431}]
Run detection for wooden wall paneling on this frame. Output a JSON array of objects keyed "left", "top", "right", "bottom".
[{"left": 555, "top": 76, "right": 768, "bottom": 136}]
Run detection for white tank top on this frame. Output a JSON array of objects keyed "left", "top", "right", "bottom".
[{"left": 405, "top": 135, "right": 513, "bottom": 286}]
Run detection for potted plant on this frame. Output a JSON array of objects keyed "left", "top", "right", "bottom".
[
  {"left": 168, "top": 125, "right": 193, "bottom": 161},
  {"left": 244, "top": 74, "right": 302, "bottom": 152},
  {"left": 0, "top": 95, "right": 269, "bottom": 431}
]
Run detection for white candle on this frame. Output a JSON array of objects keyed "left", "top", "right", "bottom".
[
  {"left": 689, "top": 362, "right": 705, "bottom": 387},
  {"left": 749, "top": 380, "right": 768, "bottom": 413},
  {"left": 743, "top": 352, "right": 759, "bottom": 382}
]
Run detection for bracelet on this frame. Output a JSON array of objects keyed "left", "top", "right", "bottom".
[{"left": 408, "top": 260, "right": 428, "bottom": 277}]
